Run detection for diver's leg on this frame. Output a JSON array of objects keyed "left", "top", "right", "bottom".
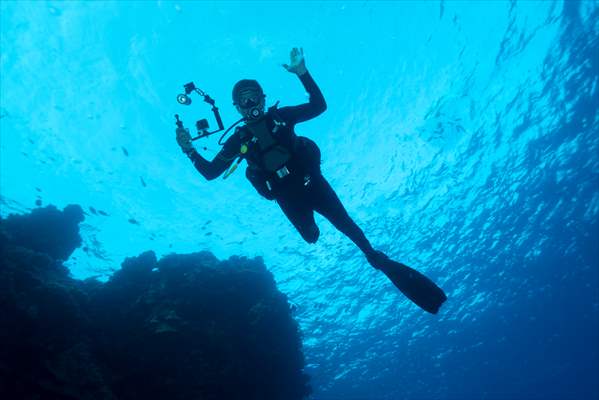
[
  {"left": 276, "top": 197, "right": 320, "bottom": 244},
  {"left": 309, "top": 174, "right": 376, "bottom": 256}
]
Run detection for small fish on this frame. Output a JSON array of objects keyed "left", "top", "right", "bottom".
[
  {"left": 205, "top": 232, "right": 212, "bottom": 236},
  {"left": 35, "top": 187, "right": 42, "bottom": 192},
  {"left": 98, "top": 210, "right": 109, "bottom": 216},
  {"left": 35, "top": 199, "right": 42, "bottom": 206},
  {"left": 48, "top": 6, "right": 62, "bottom": 16},
  {"left": 128, "top": 218, "right": 139, "bottom": 225},
  {"left": 122, "top": 147, "right": 129, "bottom": 156},
  {"left": 89, "top": 206, "right": 98, "bottom": 215},
  {"left": 140, "top": 177, "right": 146, "bottom": 187}
]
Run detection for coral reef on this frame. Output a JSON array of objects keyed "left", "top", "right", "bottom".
[{"left": 0, "top": 205, "right": 310, "bottom": 400}]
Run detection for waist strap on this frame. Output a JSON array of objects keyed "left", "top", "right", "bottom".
[{"left": 265, "top": 163, "right": 312, "bottom": 192}]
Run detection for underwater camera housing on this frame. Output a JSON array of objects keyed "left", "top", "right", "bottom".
[
  {"left": 196, "top": 118, "right": 209, "bottom": 131},
  {"left": 175, "top": 82, "right": 225, "bottom": 140},
  {"left": 175, "top": 81, "right": 246, "bottom": 145}
]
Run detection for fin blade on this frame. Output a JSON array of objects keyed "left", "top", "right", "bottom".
[{"left": 380, "top": 260, "right": 447, "bottom": 314}]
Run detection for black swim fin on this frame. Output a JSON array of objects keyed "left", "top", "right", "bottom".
[{"left": 370, "top": 253, "right": 447, "bottom": 314}]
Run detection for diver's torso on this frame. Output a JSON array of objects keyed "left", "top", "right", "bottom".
[
  {"left": 239, "top": 113, "right": 296, "bottom": 174},
  {"left": 238, "top": 110, "right": 321, "bottom": 198}
]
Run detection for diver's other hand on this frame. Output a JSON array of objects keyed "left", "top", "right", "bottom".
[
  {"left": 282, "top": 47, "right": 307, "bottom": 75},
  {"left": 176, "top": 127, "right": 194, "bottom": 154}
]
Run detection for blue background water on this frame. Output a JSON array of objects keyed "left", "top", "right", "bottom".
[{"left": 1, "top": 1, "right": 597, "bottom": 399}]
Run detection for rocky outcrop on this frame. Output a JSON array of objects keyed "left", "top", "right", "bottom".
[{"left": 0, "top": 205, "right": 310, "bottom": 400}]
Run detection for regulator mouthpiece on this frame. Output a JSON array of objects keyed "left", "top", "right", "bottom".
[{"left": 250, "top": 107, "right": 263, "bottom": 118}]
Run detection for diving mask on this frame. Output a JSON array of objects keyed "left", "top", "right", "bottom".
[{"left": 237, "top": 91, "right": 265, "bottom": 120}]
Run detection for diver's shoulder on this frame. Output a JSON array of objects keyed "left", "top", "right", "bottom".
[{"left": 270, "top": 105, "right": 294, "bottom": 122}]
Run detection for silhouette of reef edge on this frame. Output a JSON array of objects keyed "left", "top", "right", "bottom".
[{"left": 0, "top": 204, "right": 311, "bottom": 400}]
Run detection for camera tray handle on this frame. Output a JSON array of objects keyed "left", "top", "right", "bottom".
[{"left": 195, "top": 88, "right": 225, "bottom": 133}]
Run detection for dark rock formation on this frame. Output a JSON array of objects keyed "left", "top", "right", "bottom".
[
  {"left": 0, "top": 204, "right": 84, "bottom": 261},
  {"left": 0, "top": 205, "right": 311, "bottom": 400}
]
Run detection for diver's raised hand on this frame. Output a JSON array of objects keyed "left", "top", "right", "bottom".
[
  {"left": 282, "top": 47, "right": 307, "bottom": 75},
  {"left": 176, "top": 127, "right": 194, "bottom": 154}
]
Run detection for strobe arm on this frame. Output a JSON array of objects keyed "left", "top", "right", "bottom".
[{"left": 195, "top": 89, "right": 225, "bottom": 132}]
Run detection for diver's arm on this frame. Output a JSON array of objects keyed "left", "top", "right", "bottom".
[
  {"left": 280, "top": 48, "right": 327, "bottom": 124},
  {"left": 279, "top": 70, "right": 327, "bottom": 124},
  {"left": 185, "top": 149, "right": 234, "bottom": 181},
  {"left": 177, "top": 126, "right": 239, "bottom": 180},
  {"left": 299, "top": 70, "right": 327, "bottom": 116}
]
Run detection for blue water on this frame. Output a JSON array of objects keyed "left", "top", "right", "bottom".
[{"left": 1, "top": 1, "right": 597, "bottom": 399}]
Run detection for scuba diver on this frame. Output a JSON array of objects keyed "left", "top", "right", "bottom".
[{"left": 175, "top": 48, "right": 446, "bottom": 314}]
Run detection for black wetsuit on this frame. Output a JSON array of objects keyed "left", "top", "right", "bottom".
[{"left": 185, "top": 71, "right": 375, "bottom": 256}]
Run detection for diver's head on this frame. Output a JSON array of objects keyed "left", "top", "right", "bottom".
[{"left": 232, "top": 79, "right": 266, "bottom": 122}]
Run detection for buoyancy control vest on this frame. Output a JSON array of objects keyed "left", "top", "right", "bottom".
[{"left": 239, "top": 105, "right": 321, "bottom": 199}]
